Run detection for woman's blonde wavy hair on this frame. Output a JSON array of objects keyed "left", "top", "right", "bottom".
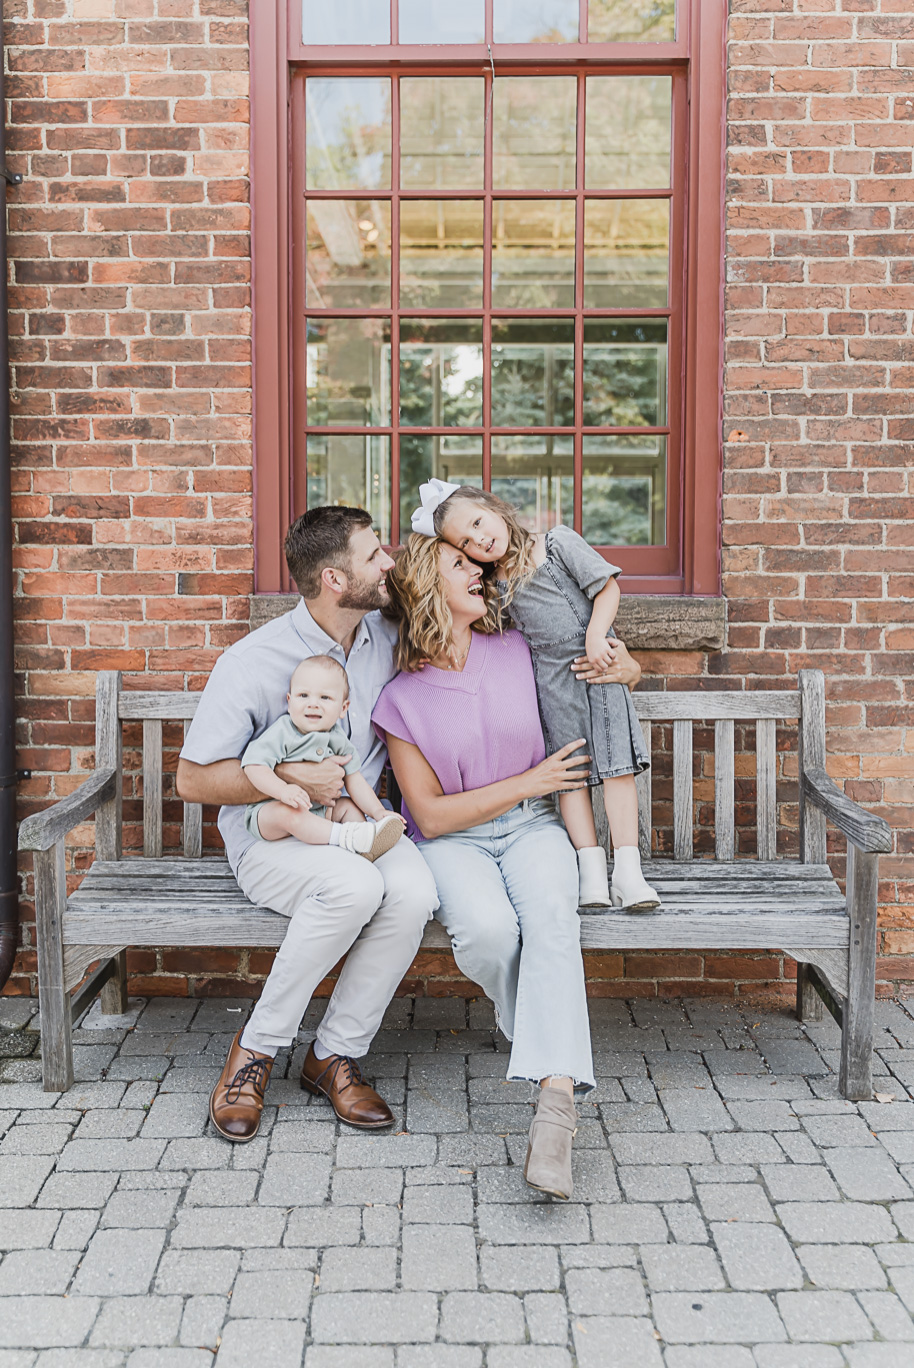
[
  {"left": 384, "top": 533, "right": 502, "bottom": 673},
  {"left": 432, "top": 486, "right": 537, "bottom": 608}
]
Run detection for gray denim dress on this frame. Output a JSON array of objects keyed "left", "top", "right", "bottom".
[{"left": 498, "top": 524, "right": 649, "bottom": 783}]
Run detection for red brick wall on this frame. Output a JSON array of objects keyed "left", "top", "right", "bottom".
[{"left": 5, "top": 0, "right": 913, "bottom": 1004}]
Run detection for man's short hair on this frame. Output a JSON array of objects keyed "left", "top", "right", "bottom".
[{"left": 284, "top": 506, "right": 373, "bottom": 598}]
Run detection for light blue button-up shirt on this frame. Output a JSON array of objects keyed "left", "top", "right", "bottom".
[{"left": 181, "top": 599, "right": 399, "bottom": 874}]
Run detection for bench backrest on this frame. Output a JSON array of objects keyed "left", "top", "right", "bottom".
[{"left": 94, "top": 669, "right": 828, "bottom": 867}]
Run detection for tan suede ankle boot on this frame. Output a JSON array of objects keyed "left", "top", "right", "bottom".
[{"left": 523, "top": 1086, "right": 577, "bottom": 1200}]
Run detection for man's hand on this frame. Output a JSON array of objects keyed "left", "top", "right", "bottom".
[
  {"left": 276, "top": 755, "right": 346, "bottom": 809},
  {"left": 571, "top": 637, "right": 642, "bottom": 689}
]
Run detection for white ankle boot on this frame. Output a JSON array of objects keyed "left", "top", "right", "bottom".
[
  {"left": 610, "top": 845, "right": 660, "bottom": 912},
  {"left": 577, "top": 847, "right": 611, "bottom": 908},
  {"left": 337, "top": 815, "right": 403, "bottom": 862}
]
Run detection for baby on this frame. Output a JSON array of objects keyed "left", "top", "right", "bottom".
[{"left": 241, "top": 655, "right": 405, "bottom": 862}]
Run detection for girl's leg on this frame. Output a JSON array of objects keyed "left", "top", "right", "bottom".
[
  {"left": 256, "top": 802, "right": 333, "bottom": 845},
  {"left": 602, "top": 774, "right": 660, "bottom": 911},
  {"left": 559, "top": 788, "right": 610, "bottom": 908}
]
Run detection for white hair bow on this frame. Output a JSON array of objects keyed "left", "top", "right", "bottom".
[{"left": 410, "top": 477, "right": 461, "bottom": 538}]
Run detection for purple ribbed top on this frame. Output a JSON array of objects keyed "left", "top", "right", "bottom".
[{"left": 372, "top": 629, "right": 546, "bottom": 841}]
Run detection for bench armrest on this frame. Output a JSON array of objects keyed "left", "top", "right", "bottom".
[
  {"left": 18, "top": 768, "right": 117, "bottom": 853},
  {"left": 803, "top": 766, "right": 892, "bottom": 855}
]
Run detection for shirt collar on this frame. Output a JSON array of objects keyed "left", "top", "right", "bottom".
[{"left": 291, "top": 598, "right": 373, "bottom": 658}]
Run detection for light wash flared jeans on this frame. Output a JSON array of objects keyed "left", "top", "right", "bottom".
[{"left": 419, "top": 798, "right": 595, "bottom": 1091}]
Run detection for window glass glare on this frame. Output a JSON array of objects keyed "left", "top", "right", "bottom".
[
  {"left": 582, "top": 320, "right": 667, "bottom": 428},
  {"left": 398, "top": 0, "right": 484, "bottom": 44},
  {"left": 588, "top": 0, "right": 675, "bottom": 43},
  {"left": 492, "top": 200, "right": 576, "bottom": 309},
  {"left": 399, "top": 435, "right": 483, "bottom": 538},
  {"left": 491, "top": 435, "right": 574, "bottom": 532},
  {"left": 307, "top": 434, "right": 391, "bottom": 544},
  {"left": 306, "top": 201, "right": 390, "bottom": 308},
  {"left": 583, "top": 199, "right": 669, "bottom": 308},
  {"left": 302, "top": 0, "right": 389, "bottom": 45},
  {"left": 306, "top": 78, "right": 391, "bottom": 190},
  {"left": 494, "top": 0, "right": 580, "bottom": 43},
  {"left": 493, "top": 77, "right": 577, "bottom": 190},
  {"left": 400, "top": 320, "right": 484, "bottom": 427},
  {"left": 400, "top": 78, "right": 484, "bottom": 189},
  {"left": 306, "top": 318, "right": 390, "bottom": 426},
  {"left": 586, "top": 77, "right": 671, "bottom": 189},
  {"left": 491, "top": 320, "right": 574, "bottom": 428},
  {"left": 400, "top": 200, "right": 484, "bottom": 308},
  {"left": 581, "top": 434, "right": 666, "bottom": 545}
]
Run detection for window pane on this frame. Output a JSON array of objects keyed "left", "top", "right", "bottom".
[
  {"left": 306, "top": 318, "right": 390, "bottom": 425},
  {"left": 400, "top": 320, "right": 483, "bottom": 427},
  {"left": 492, "top": 200, "right": 575, "bottom": 308},
  {"left": 494, "top": 0, "right": 580, "bottom": 43},
  {"left": 493, "top": 77, "right": 577, "bottom": 190},
  {"left": 582, "top": 434, "right": 666, "bottom": 545},
  {"left": 583, "top": 320, "right": 667, "bottom": 428},
  {"left": 583, "top": 200, "right": 669, "bottom": 308},
  {"left": 399, "top": 435, "right": 483, "bottom": 538},
  {"left": 302, "top": 0, "right": 390, "bottom": 45},
  {"left": 586, "top": 77, "right": 672, "bottom": 189},
  {"left": 400, "top": 78, "right": 484, "bottom": 189},
  {"left": 400, "top": 200, "right": 484, "bottom": 308},
  {"left": 306, "top": 201, "right": 391, "bottom": 308},
  {"left": 398, "top": 0, "right": 484, "bottom": 43},
  {"left": 491, "top": 435, "right": 573, "bottom": 532},
  {"left": 588, "top": 0, "right": 675, "bottom": 42},
  {"left": 307, "top": 434, "right": 392, "bottom": 544},
  {"left": 491, "top": 320, "right": 574, "bottom": 427},
  {"left": 306, "top": 78, "right": 391, "bottom": 190}
]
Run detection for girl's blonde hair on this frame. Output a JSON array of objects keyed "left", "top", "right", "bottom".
[
  {"left": 433, "top": 486, "right": 537, "bottom": 607},
  {"left": 384, "top": 533, "right": 501, "bottom": 673}
]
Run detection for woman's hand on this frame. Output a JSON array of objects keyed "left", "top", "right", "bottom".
[
  {"left": 572, "top": 638, "right": 642, "bottom": 689},
  {"left": 525, "top": 740, "right": 591, "bottom": 797}
]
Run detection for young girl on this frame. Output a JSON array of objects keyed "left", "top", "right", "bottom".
[{"left": 411, "top": 478, "right": 658, "bottom": 911}]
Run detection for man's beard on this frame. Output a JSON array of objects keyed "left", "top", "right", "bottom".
[{"left": 338, "top": 573, "right": 387, "bottom": 612}]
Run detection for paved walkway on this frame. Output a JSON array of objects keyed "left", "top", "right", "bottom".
[{"left": 2, "top": 993, "right": 914, "bottom": 1367}]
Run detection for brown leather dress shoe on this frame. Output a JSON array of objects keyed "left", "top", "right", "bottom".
[
  {"left": 209, "top": 1030, "right": 274, "bottom": 1143},
  {"left": 300, "top": 1042, "right": 394, "bottom": 1129}
]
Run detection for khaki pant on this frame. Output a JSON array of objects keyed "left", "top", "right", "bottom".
[{"left": 236, "top": 834, "right": 438, "bottom": 1056}]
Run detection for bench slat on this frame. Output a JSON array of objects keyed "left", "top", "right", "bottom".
[
  {"left": 633, "top": 691, "right": 799, "bottom": 721},
  {"left": 182, "top": 724, "right": 203, "bottom": 859},
  {"left": 120, "top": 693, "right": 201, "bottom": 720},
  {"left": 715, "top": 718, "right": 735, "bottom": 862},
  {"left": 757, "top": 717, "right": 777, "bottom": 861},
  {"left": 673, "top": 720, "right": 693, "bottom": 861},
  {"left": 143, "top": 719, "right": 163, "bottom": 859},
  {"left": 636, "top": 719, "right": 652, "bottom": 860}
]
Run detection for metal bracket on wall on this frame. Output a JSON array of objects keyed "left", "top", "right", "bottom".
[{"left": 1, "top": 168, "right": 22, "bottom": 184}]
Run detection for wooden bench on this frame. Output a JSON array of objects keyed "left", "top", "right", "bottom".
[{"left": 19, "top": 669, "right": 892, "bottom": 1100}]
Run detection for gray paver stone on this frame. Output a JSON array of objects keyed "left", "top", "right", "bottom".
[
  {"left": 310, "top": 1292, "right": 439, "bottom": 1343},
  {"left": 478, "top": 1203, "right": 590, "bottom": 1245},
  {"left": 397, "top": 1351, "right": 482, "bottom": 1368},
  {"left": 697, "top": 1183, "right": 775, "bottom": 1223},
  {"left": 801, "top": 1115, "right": 878, "bottom": 1147},
  {"left": 662, "top": 1203, "right": 709, "bottom": 1244},
  {"left": 363, "top": 1205, "right": 401, "bottom": 1246},
  {"left": 711, "top": 1133, "right": 786, "bottom": 1165},
  {"left": 844, "top": 1347, "right": 914, "bottom": 1368},
  {"left": 523, "top": 1293, "right": 568, "bottom": 1345},
  {"left": 36, "top": 1173, "right": 118, "bottom": 1210},
  {"left": 824, "top": 1146, "right": 911, "bottom": 1201},
  {"left": 100, "top": 1190, "right": 179, "bottom": 1228},
  {"left": 776, "top": 1201, "right": 897, "bottom": 1244},
  {"left": 711, "top": 1223, "right": 802, "bottom": 1290},
  {"left": 0, "top": 1250, "right": 79, "bottom": 1297},
  {"left": 402, "top": 1183, "right": 474, "bottom": 1223},
  {"left": 0, "top": 1209, "right": 60, "bottom": 1250},
  {"left": 307, "top": 1352, "right": 394, "bottom": 1368},
  {"left": 0, "top": 1297, "right": 100, "bottom": 1349},
  {"left": 330, "top": 1166, "right": 403, "bottom": 1206},
  {"left": 753, "top": 1349, "right": 844, "bottom": 1368},
  {"left": 565, "top": 1267, "right": 648, "bottom": 1316},
  {"left": 486, "top": 1351, "right": 571, "bottom": 1368},
  {"left": 319, "top": 1247, "right": 397, "bottom": 1292},
  {"left": 590, "top": 1204, "right": 667, "bottom": 1244},
  {"left": 155, "top": 1251, "right": 241, "bottom": 1296},
  {"left": 335, "top": 1134, "right": 436, "bottom": 1167},
  {"left": 215, "top": 1319, "right": 306, "bottom": 1368},
  {"left": 259, "top": 1152, "right": 331, "bottom": 1206},
  {"left": 73, "top": 1228, "right": 166, "bottom": 1295},
  {"left": 56, "top": 1140, "right": 166, "bottom": 1172},
  {"left": 777, "top": 1290, "right": 873, "bottom": 1342},
  {"left": 140, "top": 1093, "right": 209, "bottom": 1139},
  {"left": 401, "top": 1225, "right": 478, "bottom": 1291},
  {"left": 440, "top": 1292, "right": 525, "bottom": 1343},
  {"left": 53, "top": 1211, "right": 100, "bottom": 1251},
  {"left": 609, "top": 1134, "right": 712, "bottom": 1165},
  {"left": 760, "top": 1165, "right": 840, "bottom": 1202},
  {"left": 0, "top": 1125, "right": 72, "bottom": 1155},
  {"left": 639, "top": 1245, "right": 724, "bottom": 1292},
  {"left": 284, "top": 1206, "right": 361, "bottom": 1248},
  {"left": 659, "top": 1088, "right": 733, "bottom": 1132},
  {"left": 664, "top": 1351, "right": 755, "bottom": 1368},
  {"left": 571, "top": 1316, "right": 663, "bottom": 1368},
  {"left": 170, "top": 1207, "right": 287, "bottom": 1248},
  {"left": 618, "top": 1165, "right": 691, "bottom": 1202},
  {"left": 180, "top": 1296, "right": 227, "bottom": 1350},
  {"left": 652, "top": 1292, "right": 787, "bottom": 1343},
  {"left": 799, "top": 1244, "right": 887, "bottom": 1290},
  {"left": 184, "top": 1171, "right": 258, "bottom": 1207},
  {"left": 480, "top": 1246, "right": 560, "bottom": 1292},
  {"left": 89, "top": 1296, "right": 183, "bottom": 1347},
  {"left": 0, "top": 1156, "right": 55, "bottom": 1206},
  {"left": 858, "top": 1291, "right": 914, "bottom": 1341},
  {"left": 229, "top": 1270, "right": 312, "bottom": 1319}
]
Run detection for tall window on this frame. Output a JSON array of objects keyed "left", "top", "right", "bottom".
[{"left": 255, "top": 0, "right": 723, "bottom": 591}]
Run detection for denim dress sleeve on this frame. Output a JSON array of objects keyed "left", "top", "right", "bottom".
[{"left": 547, "top": 523, "right": 622, "bottom": 601}]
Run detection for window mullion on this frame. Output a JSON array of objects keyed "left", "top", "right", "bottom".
[
  {"left": 573, "top": 70, "right": 586, "bottom": 536},
  {"left": 391, "top": 73, "right": 401, "bottom": 542}
]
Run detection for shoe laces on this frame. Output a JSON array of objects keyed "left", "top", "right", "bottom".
[
  {"left": 317, "top": 1053, "right": 366, "bottom": 1094},
  {"left": 225, "top": 1052, "right": 271, "bottom": 1104}
]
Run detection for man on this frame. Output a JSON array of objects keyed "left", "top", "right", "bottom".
[
  {"left": 177, "top": 507, "right": 438, "bottom": 1141},
  {"left": 178, "top": 505, "right": 643, "bottom": 1143}
]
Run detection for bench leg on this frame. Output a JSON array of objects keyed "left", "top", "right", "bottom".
[
  {"left": 100, "top": 949, "right": 129, "bottom": 1014},
  {"left": 839, "top": 845, "right": 877, "bottom": 1102},
  {"left": 34, "top": 843, "right": 74, "bottom": 1093},
  {"left": 796, "top": 962, "right": 824, "bottom": 1023}
]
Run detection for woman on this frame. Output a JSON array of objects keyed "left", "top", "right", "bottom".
[{"left": 372, "top": 533, "right": 635, "bottom": 1199}]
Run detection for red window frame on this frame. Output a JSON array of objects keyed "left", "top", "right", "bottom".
[{"left": 250, "top": 0, "right": 725, "bottom": 596}]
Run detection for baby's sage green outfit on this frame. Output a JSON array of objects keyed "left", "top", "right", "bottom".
[{"left": 241, "top": 715, "right": 362, "bottom": 839}]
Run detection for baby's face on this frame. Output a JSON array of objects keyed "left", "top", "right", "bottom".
[{"left": 287, "top": 664, "right": 348, "bottom": 733}]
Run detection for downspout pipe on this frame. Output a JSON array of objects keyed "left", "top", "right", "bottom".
[{"left": 0, "top": 26, "right": 23, "bottom": 995}]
